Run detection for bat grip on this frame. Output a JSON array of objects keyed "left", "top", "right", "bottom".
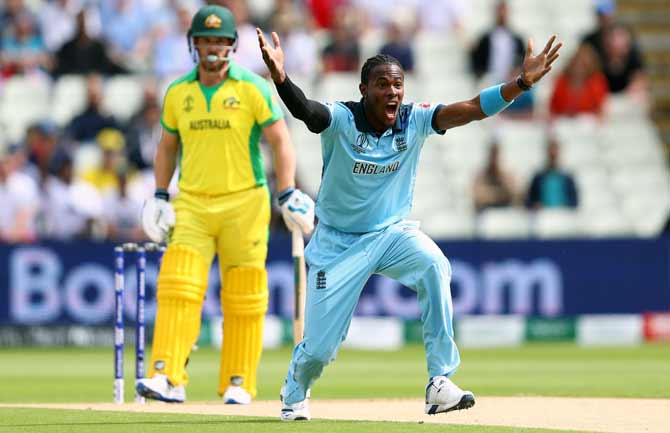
[{"left": 291, "top": 228, "right": 304, "bottom": 256}]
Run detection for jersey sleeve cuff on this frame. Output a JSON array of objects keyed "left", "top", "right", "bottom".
[
  {"left": 160, "top": 118, "right": 178, "bottom": 134},
  {"left": 431, "top": 104, "right": 446, "bottom": 135},
  {"left": 259, "top": 113, "right": 283, "bottom": 128}
]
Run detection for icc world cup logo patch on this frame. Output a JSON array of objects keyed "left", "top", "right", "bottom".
[
  {"left": 352, "top": 133, "right": 369, "bottom": 154},
  {"left": 183, "top": 95, "right": 194, "bottom": 113}
]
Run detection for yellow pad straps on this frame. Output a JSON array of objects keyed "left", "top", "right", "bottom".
[
  {"left": 218, "top": 267, "right": 268, "bottom": 398},
  {"left": 149, "top": 245, "right": 209, "bottom": 386}
]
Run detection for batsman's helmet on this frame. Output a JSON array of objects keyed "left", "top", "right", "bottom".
[{"left": 188, "top": 5, "right": 237, "bottom": 40}]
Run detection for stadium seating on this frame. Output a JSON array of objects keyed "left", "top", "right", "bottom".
[
  {"left": 50, "top": 75, "right": 87, "bottom": 126},
  {"left": 477, "top": 208, "right": 531, "bottom": 239},
  {"left": 0, "top": 0, "right": 667, "bottom": 241},
  {"left": 0, "top": 76, "right": 51, "bottom": 143},
  {"left": 102, "top": 75, "right": 146, "bottom": 122},
  {"left": 533, "top": 209, "right": 582, "bottom": 238}
]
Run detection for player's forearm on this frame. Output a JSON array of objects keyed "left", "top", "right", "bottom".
[
  {"left": 271, "top": 139, "right": 296, "bottom": 192},
  {"left": 275, "top": 75, "right": 331, "bottom": 133},
  {"left": 265, "top": 119, "right": 296, "bottom": 192},
  {"left": 500, "top": 78, "right": 528, "bottom": 102},
  {"left": 434, "top": 76, "right": 525, "bottom": 130},
  {"left": 436, "top": 77, "right": 530, "bottom": 130},
  {"left": 154, "top": 143, "right": 177, "bottom": 191}
]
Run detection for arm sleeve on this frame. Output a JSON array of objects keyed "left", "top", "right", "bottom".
[
  {"left": 413, "top": 102, "right": 446, "bottom": 137},
  {"left": 275, "top": 75, "right": 332, "bottom": 133}
]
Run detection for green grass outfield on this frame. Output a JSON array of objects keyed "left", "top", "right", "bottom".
[
  {"left": 0, "top": 407, "right": 591, "bottom": 433},
  {"left": 1, "top": 343, "right": 668, "bottom": 432}
]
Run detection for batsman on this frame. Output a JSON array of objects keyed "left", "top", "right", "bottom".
[{"left": 137, "top": 4, "right": 314, "bottom": 404}]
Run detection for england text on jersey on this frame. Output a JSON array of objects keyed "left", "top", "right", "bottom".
[{"left": 352, "top": 161, "right": 400, "bottom": 175}]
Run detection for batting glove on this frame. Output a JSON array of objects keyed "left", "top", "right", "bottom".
[
  {"left": 141, "top": 189, "right": 175, "bottom": 243},
  {"left": 278, "top": 187, "right": 315, "bottom": 235}
]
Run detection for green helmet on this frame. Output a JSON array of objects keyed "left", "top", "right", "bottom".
[{"left": 189, "top": 5, "right": 237, "bottom": 40}]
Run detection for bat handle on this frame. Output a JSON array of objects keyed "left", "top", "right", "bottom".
[{"left": 291, "top": 228, "right": 304, "bottom": 256}]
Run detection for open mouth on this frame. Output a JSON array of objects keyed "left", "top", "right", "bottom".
[{"left": 385, "top": 102, "right": 398, "bottom": 119}]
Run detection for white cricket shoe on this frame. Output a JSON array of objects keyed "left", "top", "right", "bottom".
[
  {"left": 223, "top": 385, "right": 252, "bottom": 404},
  {"left": 135, "top": 374, "right": 186, "bottom": 403},
  {"left": 424, "top": 376, "right": 475, "bottom": 415},
  {"left": 279, "top": 386, "right": 311, "bottom": 421}
]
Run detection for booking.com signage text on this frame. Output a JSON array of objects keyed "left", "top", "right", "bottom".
[{"left": 1, "top": 238, "right": 669, "bottom": 325}]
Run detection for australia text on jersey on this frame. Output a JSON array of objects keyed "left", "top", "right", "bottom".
[{"left": 189, "top": 119, "right": 232, "bottom": 130}]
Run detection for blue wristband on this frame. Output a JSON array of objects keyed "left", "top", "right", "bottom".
[
  {"left": 154, "top": 189, "right": 170, "bottom": 201},
  {"left": 480, "top": 84, "right": 514, "bottom": 116},
  {"left": 277, "top": 187, "right": 295, "bottom": 205}
]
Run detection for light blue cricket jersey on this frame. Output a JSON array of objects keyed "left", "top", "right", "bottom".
[{"left": 316, "top": 100, "right": 445, "bottom": 233}]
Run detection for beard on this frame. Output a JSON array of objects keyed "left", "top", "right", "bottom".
[{"left": 201, "top": 58, "right": 226, "bottom": 73}]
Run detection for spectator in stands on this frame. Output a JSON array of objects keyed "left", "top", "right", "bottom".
[
  {"left": 54, "top": 9, "right": 127, "bottom": 76},
  {"left": 0, "top": 0, "right": 34, "bottom": 39},
  {"left": 351, "top": 0, "right": 417, "bottom": 31},
  {"left": 103, "top": 168, "right": 145, "bottom": 241},
  {"left": 322, "top": 7, "right": 360, "bottom": 73},
  {"left": 473, "top": 141, "right": 520, "bottom": 212},
  {"left": 550, "top": 44, "right": 608, "bottom": 118},
  {"left": 40, "top": 0, "right": 78, "bottom": 52},
  {"left": 581, "top": 0, "right": 617, "bottom": 57},
  {"left": 0, "top": 143, "right": 39, "bottom": 243},
  {"left": 81, "top": 128, "right": 127, "bottom": 198},
  {"left": 152, "top": 3, "right": 194, "bottom": 79},
  {"left": 0, "top": 12, "right": 53, "bottom": 79},
  {"left": 306, "top": 0, "right": 348, "bottom": 30},
  {"left": 379, "top": 17, "right": 415, "bottom": 73},
  {"left": 270, "top": 8, "right": 319, "bottom": 78},
  {"left": 23, "top": 121, "right": 60, "bottom": 185},
  {"left": 262, "top": 0, "right": 315, "bottom": 30},
  {"left": 353, "top": 0, "right": 465, "bottom": 35},
  {"left": 126, "top": 85, "right": 161, "bottom": 171},
  {"left": 40, "top": 0, "right": 102, "bottom": 53},
  {"left": 100, "top": 0, "right": 153, "bottom": 70},
  {"left": 67, "top": 74, "right": 120, "bottom": 144},
  {"left": 469, "top": 0, "right": 524, "bottom": 84},
  {"left": 581, "top": 1, "right": 647, "bottom": 96},
  {"left": 416, "top": 0, "right": 465, "bottom": 34},
  {"left": 212, "top": 0, "right": 271, "bottom": 76},
  {"left": 38, "top": 149, "right": 104, "bottom": 240},
  {"left": 526, "top": 137, "right": 578, "bottom": 210},
  {"left": 601, "top": 23, "right": 647, "bottom": 95}
]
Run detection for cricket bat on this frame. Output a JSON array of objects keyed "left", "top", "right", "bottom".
[{"left": 291, "top": 228, "right": 306, "bottom": 345}]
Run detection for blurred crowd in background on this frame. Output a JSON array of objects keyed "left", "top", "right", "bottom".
[{"left": 0, "top": 0, "right": 664, "bottom": 243}]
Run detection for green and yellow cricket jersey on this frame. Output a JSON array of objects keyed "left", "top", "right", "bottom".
[{"left": 161, "top": 61, "right": 283, "bottom": 195}]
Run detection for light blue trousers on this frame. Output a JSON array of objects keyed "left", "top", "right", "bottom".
[{"left": 283, "top": 220, "right": 460, "bottom": 404}]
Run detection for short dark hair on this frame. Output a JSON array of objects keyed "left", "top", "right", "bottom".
[{"left": 360, "top": 54, "right": 403, "bottom": 84}]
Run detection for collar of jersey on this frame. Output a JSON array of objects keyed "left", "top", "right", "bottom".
[
  {"left": 185, "top": 60, "right": 243, "bottom": 82},
  {"left": 352, "top": 99, "right": 403, "bottom": 135}
]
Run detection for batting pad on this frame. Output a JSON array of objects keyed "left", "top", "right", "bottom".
[
  {"left": 149, "top": 245, "right": 209, "bottom": 386},
  {"left": 218, "top": 267, "right": 268, "bottom": 398}
]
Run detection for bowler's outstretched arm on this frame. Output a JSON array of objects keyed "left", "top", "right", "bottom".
[
  {"left": 257, "top": 28, "right": 331, "bottom": 133},
  {"left": 434, "top": 36, "right": 562, "bottom": 131}
]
